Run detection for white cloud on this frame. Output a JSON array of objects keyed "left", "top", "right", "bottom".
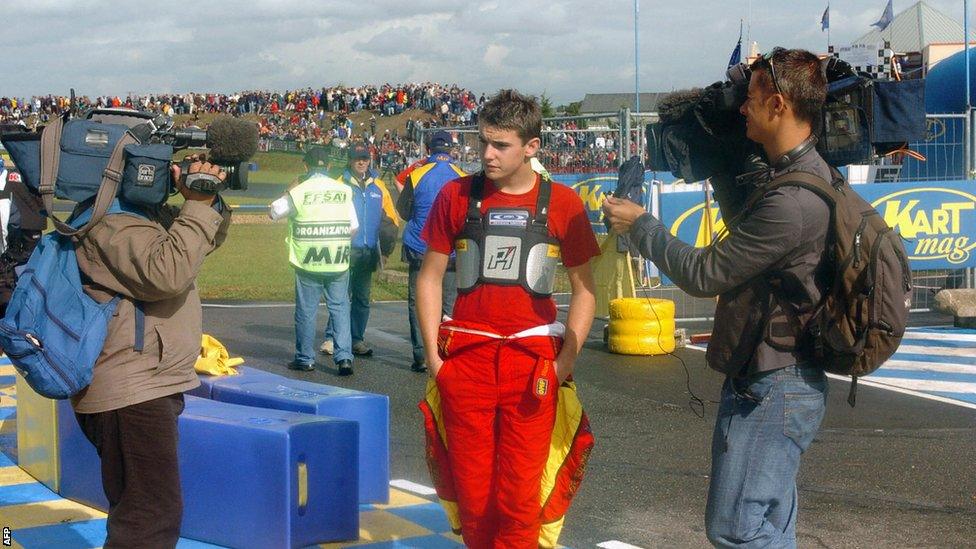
[
  {"left": 483, "top": 44, "right": 511, "bottom": 69},
  {"left": 0, "top": 0, "right": 971, "bottom": 104}
]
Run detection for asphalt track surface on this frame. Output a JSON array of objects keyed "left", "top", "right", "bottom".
[{"left": 202, "top": 299, "right": 976, "bottom": 548}]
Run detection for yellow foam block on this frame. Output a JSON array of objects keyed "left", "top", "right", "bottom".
[
  {"left": 0, "top": 365, "right": 15, "bottom": 376},
  {"left": 1, "top": 498, "right": 106, "bottom": 530},
  {"left": 318, "top": 510, "right": 432, "bottom": 547},
  {"left": 371, "top": 487, "right": 431, "bottom": 510},
  {"left": 0, "top": 416, "right": 15, "bottom": 435},
  {"left": 14, "top": 373, "right": 60, "bottom": 492},
  {"left": 0, "top": 394, "right": 16, "bottom": 407},
  {"left": 0, "top": 465, "right": 35, "bottom": 485},
  {"left": 442, "top": 531, "right": 465, "bottom": 544},
  {"left": 608, "top": 298, "right": 678, "bottom": 356}
]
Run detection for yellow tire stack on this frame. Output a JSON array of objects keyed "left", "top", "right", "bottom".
[{"left": 607, "top": 298, "right": 676, "bottom": 355}]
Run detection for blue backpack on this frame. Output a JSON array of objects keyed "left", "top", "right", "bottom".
[
  {"left": 0, "top": 200, "right": 147, "bottom": 399},
  {"left": 0, "top": 116, "right": 148, "bottom": 399}
]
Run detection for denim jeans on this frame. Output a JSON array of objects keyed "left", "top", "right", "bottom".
[
  {"left": 705, "top": 364, "right": 828, "bottom": 548},
  {"left": 294, "top": 270, "right": 352, "bottom": 364},
  {"left": 325, "top": 259, "right": 373, "bottom": 346},
  {"left": 407, "top": 265, "right": 457, "bottom": 364}
]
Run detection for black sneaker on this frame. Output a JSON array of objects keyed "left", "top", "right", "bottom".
[
  {"left": 410, "top": 362, "right": 428, "bottom": 373},
  {"left": 337, "top": 359, "right": 353, "bottom": 376},
  {"left": 288, "top": 360, "right": 315, "bottom": 372}
]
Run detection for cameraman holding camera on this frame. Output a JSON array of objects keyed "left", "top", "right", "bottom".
[
  {"left": 604, "top": 48, "right": 831, "bottom": 548},
  {"left": 72, "top": 156, "right": 231, "bottom": 548}
]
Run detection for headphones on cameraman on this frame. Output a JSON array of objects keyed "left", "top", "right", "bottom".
[{"left": 772, "top": 134, "right": 818, "bottom": 171}]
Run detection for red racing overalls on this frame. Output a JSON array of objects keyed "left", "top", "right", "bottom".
[{"left": 419, "top": 318, "right": 594, "bottom": 548}]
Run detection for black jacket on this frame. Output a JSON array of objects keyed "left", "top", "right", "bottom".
[{"left": 630, "top": 146, "right": 832, "bottom": 376}]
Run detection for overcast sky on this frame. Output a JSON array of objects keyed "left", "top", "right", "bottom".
[{"left": 1, "top": 0, "right": 970, "bottom": 104}]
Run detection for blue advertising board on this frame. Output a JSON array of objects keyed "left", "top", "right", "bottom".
[
  {"left": 656, "top": 180, "right": 976, "bottom": 271},
  {"left": 552, "top": 171, "right": 665, "bottom": 235},
  {"left": 552, "top": 172, "right": 619, "bottom": 235}
]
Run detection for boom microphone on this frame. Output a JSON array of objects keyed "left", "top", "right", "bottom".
[{"left": 207, "top": 117, "right": 259, "bottom": 163}]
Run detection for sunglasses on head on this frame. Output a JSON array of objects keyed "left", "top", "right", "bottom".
[
  {"left": 761, "top": 47, "right": 787, "bottom": 96},
  {"left": 725, "top": 47, "right": 787, "bottom": 96}
]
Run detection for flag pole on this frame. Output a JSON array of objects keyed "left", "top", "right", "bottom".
[
  {"left": 634, "top": 0, "right": 640, "bottom": 114},
  {"left": 827, "top": 4, "right": 831, "bottom": 51},
  {"left": 965, "top": 0, "right": 971, "bottom": 113}
]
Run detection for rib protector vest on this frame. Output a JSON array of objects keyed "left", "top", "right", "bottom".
[{"left": 454, "top": 174, "right": 560, "bottom": 297}]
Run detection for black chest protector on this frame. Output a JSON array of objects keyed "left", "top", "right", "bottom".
[{"left": 455, "top": 174, "right": 561, "bottom": 297}]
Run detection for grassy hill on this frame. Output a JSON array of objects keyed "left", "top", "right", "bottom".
[{"left": 173, "top": 107, "right": 436, "bottom": 141}]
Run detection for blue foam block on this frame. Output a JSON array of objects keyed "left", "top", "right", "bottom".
[
  {"left": 210, "top": 377, "right": 390, "bottom": 503},
  {"left": 179, "top": 396, "right": 359, "bottom": 548},
  {"left": 56, "top": 398, "right": 109, "bottom": 511},
  {"left": 186, "top": 366, "right": 281, "bottom": 399}
]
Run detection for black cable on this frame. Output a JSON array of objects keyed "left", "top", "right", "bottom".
[{"left": 638, "top": 275, "right": 706, "bottom": 418}]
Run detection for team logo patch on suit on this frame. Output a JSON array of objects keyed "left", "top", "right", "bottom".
[
  {"left": 534, "top": 359, "right": 553, "bottom": 399},
  {"left": 488, "top": 210, "right": 529, "bottom": 227},
  {"left": 483, "top": 235, "right": 521, "bottom": 279},
  {"left": 535, "top": 377, "right": 550, "bottom": 398}
]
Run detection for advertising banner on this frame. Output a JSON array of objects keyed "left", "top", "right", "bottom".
[
  {"left": 552, "top": 172, "right": 621, "bottom": 235},
  {"left": 655, "top": 180, "right": 976, "bottom": 271}
]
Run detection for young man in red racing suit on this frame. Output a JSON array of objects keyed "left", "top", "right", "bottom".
[{"left": 416, "top": 89, "right": 600, "bottom": 548}]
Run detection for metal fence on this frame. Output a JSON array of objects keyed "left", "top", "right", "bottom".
[
  {"left": 911, "top": 268, "right": 975, "bottom": 312},
  {"left": 418, "top": 109, "right": 976, "bottom": 318},
  {"left": 258, "top": 138, "right": 305, "bottom": 154},
  {"left": 896, "top": 113, "right": 972, "bottom": 182},
  {"left": 418, "top": 111, "right": 637, "bottom": 174}
]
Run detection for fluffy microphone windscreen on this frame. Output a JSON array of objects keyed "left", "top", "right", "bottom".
[
  {"left": 657, "top": 89, "right": 702, "bottom": 124},
  {"left": 207, "top": 117, "right": 259, "bottom": 163}
]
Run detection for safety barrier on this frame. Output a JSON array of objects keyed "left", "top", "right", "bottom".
[
  {"left": 14, "top": 369, "right": 378, "bottom": 547},
  {"left": 607, "top": 298, "right": 676, "bottom": 355},
  {"left": 179, "top": 396, "right": 359, "bottom": 548},
  {"left": 209, "top": 373, "right": 390, "bottom": 504}
]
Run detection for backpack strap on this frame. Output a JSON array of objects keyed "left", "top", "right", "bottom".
[
  {"left": 727, "top": 171, "right": 841, "bottom": 356},
  {"left": 466, "top": 173, "right": 485, "bottom": 223},
  {"left": 71, "top": 197, "right": 149, "bottom": 353},
  {"left": 532, "top": 176, "right": 552, "bottom": 227},
  {"left": 734, "top": 171, "right": 837, "bottom": 222},
  {"left": 39, "top": 115, "right": 137, "bottom": 239},
  {"left": 133, "top": 301, "right": 146, "bottom": 353},
  {"left": 759, "top": 171, "right": 840, "bottom": 208}
]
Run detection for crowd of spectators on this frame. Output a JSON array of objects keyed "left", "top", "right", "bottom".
[
  {"left": 1, "top": 83, "right": 484, "bottom": 128},
  {"left": 2, "top": 85, "right": 631, "bottom": 174},
  {"left": 538, "top": 121, "right": 623, "bottom": 173}
]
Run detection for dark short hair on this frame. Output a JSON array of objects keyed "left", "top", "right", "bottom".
[
  {"left": 303, "top": 147, "right": 327, "bottom": 167},
  {"left": 478, "top": 89, "right": 542, "bottom": 143},
  {"left": 750, "top": 48, "right": 826, "bottom": 127}
]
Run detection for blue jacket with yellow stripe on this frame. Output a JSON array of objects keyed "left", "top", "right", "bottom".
[
  {"left": 341, "top": 168, "right": 398, "bottom": 252},
  {"left": 401, "top": 153, "right": 466, "bottom": 255}
]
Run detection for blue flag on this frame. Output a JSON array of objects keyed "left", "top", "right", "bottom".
[
  {"left": 872, "top": 0, "right": 894, "bottom": 32},
  {"left": 727, "top": 23, "right": 743, "bottom": 68},
  {"left": 727, "top": 41, "right": 742, "bottom": 68},
  {"left": 821, "top": 5, "right": 830, "bottom": 31}
]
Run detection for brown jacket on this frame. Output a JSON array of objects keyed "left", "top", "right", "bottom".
[{"left": 71, "top": 200, "right": 231, "bottom": 414}]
